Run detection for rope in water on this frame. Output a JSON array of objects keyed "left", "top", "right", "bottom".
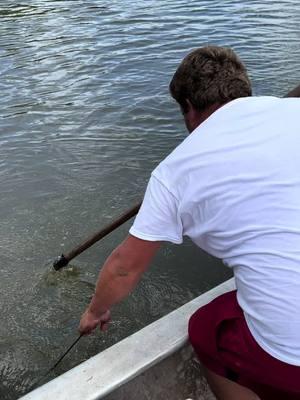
[{"left": 26, "top": 334, "right": 83, "bottom": 394}]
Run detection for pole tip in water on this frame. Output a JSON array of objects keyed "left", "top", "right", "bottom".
[{"left": 53, "top": 254, "right": 69, "bottom": 270}]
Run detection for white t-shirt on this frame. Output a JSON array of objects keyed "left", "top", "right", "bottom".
[{"left": 130, "top": 96, "right": 300, "bottom": 366}]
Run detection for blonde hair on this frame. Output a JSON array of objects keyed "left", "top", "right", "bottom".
[{"left": 169, "top": 46, "right": 252, "bottom": 112}]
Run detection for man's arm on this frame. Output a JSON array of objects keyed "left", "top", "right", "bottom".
[{"left": 79, "top": 234, "right": 160, "bottom": 334}]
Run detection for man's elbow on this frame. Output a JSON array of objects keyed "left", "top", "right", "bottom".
[
  {"left": 109, "top": 246, "right": 138, "bottom": 278},
  {"left": 107, "top": 235, "right": 160, "bottom": 279}
]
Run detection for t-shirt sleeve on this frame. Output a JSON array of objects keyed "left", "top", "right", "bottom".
[{"left": 129, "top": 174, "right": 183, "bottom": 244}]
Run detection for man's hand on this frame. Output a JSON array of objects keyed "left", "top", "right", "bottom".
[{"left": 79, "top": 308, "right": 111, "bottom": 335}]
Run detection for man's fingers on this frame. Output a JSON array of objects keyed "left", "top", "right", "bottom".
[
  {"left": 79, "top": 309, "right": 111, "bottom": 334},
  {"left": 80, "top": 328, "right": 92, "bottom": 336},
  {"left": 79, "top": 317, "right": 99, "bottom": 335},
  {"left": 100, "top": 321, "right": 110, "bottom": 332},
  {"left": 102, "top": 310, "right": 111, "bottom": 320},
  {"left": 79, "top": 323, "right": 94, "bottom": 335}
]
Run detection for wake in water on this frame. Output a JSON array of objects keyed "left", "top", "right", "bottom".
[{"left": 0, "top": 263, "right": 95, "bottom": 399}]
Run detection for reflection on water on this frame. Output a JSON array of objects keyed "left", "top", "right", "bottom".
[{"left": 0, "top": 0, "right": 300, "bottom": 398}]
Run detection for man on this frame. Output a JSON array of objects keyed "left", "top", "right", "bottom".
[{"left": 79, "top": 46, "right": 300, "bottom": 399}]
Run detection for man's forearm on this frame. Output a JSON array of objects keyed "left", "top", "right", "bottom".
[
  {"left": 79, "top": 235, "right": 160, "bottom": 334},
  {"left": 88, "top": 248, "right": 145, "bottom": 317},
  {"left": 86, "top": 235, "right": 160, "bottom": 318}
]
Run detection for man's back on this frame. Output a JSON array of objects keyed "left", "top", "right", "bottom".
[{"left": 138, "top": 96, "right": 300, "bottom": 364}]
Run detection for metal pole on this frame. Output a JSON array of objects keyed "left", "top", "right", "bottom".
[{"left": 53, "top": 201, "right": 142, "bottom": 270}]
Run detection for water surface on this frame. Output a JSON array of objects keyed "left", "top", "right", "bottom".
[{"left": 0, "top": 0, "right": 300, "bottom": 398}]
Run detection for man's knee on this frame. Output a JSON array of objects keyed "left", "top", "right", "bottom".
[{"left": 205, "top": 367, "right": 261, "bottom": 400}]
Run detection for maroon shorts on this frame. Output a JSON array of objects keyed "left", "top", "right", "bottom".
[{"left": 188, "top": 290, "right": 300, "bottom": 400}]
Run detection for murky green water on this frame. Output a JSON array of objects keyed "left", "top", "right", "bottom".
[{"left": 0, "top": 0, "right": 300, "bottom": 398}]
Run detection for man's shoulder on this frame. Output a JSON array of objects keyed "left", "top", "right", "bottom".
[
  {"left": 151, "top": 95, "right": 294, "bottom": 196},
  {"left": 215, "top": 95, "right": 282, "bottom": 116}
]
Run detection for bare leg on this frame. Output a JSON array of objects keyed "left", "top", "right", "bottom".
[{"left": 204, "top": 367, "right": 260, "bottom": 400}]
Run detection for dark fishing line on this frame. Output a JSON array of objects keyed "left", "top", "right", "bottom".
[{"left": 25, "top": 334, "right": 83, "bottom": 395}]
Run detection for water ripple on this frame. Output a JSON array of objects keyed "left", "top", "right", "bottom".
[{"left": 0, "top": 0, "right": 299, "bottom": 398}]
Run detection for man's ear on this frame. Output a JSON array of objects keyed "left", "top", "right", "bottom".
[
  {"left": 180, "top": 99, "right": 190, "bottom": 115},
  {"left": 186, "top": 99, "right": 200, "bottom": 118},
  {"left": 185, "top": 99, "right": 199, "bottom": 116},
  {"left": 186, "top": 99, "right": 193, "bottom": 110}
]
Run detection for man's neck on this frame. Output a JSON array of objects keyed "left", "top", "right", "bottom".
[
  {"left": 185, "top": 100, "right": 230, "bottom": 133},
  {"left": 197, "top": 102, "right": 228, "bottom": 126}
]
